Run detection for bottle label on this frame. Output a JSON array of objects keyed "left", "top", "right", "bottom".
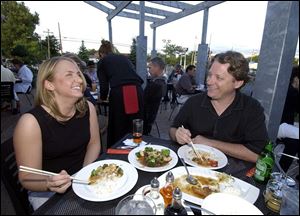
[{"left": 254, "top": 159, "right": 267, "bottom": 181}]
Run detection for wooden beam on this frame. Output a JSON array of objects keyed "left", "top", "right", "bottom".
[{"left": 107, "top": 1, "right": 131, "bottom": 20}]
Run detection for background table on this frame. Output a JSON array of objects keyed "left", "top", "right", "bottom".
[{"left": 33, "top": 134, "right": 274, "bottom": 215}]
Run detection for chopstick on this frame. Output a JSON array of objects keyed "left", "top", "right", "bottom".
[
  {"left": 19, "top": 165, "right": 89, "bottom": 184},
  {"left": 278, "top": 153, "right": 299, "bottom": 160},
  {"left": 181, "top": 125, "right": 204, "bottom": 161}
]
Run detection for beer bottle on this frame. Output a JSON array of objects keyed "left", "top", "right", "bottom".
[{"left": 254, "top": 141, "right": 275, "bottom": 184}]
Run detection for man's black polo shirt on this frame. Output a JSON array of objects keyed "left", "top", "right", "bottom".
[{"left": 172, "top": 91, "right": 269, "bottom": 154}]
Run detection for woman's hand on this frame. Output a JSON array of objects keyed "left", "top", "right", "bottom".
[
  {"left": 175, "top": 127, "right": 192, "bottom": 145},
  {"left": 46, "top": 170, "right": 71, "bottom": 193}
]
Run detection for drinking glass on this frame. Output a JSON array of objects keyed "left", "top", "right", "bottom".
[
  {"left": 280, "top": 185, "right": 299, "bottom": 215},
  {"left": 133, "top": 119, "right": 143, "bottom": 144},
  {"left": 115, "top": 194, "right": 156, "bottom": 215}
]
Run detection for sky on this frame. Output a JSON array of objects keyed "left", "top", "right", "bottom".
[{"left": 22, "top": 1, "right": 271, "bottom": 56}]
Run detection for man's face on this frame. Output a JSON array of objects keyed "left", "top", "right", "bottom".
[
  {"left": 206, "top": 61, "right": 243, "bottom": 100},
  {"left": 188, "top": 67, "right": 196, "bottom": 77},
  {"left": 148, "top": 62, "right": 161, "bottom": 77}
]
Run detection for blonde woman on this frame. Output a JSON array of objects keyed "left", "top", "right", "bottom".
[{"left": 13, "top": 56, "right": 101, "bottom": 210}]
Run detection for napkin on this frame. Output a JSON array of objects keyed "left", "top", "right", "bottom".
[
  {"left": 107, "top": 148, "right": 132, "bottom": 154},
  {"left": 123, "top": 139, "right": 147, "bottom": 147}
]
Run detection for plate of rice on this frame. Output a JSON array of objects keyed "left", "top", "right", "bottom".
[{"left": 72, "top": 159, "right": 138, "bottom": 201}]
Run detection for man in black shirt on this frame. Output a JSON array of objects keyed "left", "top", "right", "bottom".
[
  {"left": 169, "top": 51, "right": 268, "bottom": 163},
  {"left": 144, "top": 57, "right": 167, "bottom": 135}
]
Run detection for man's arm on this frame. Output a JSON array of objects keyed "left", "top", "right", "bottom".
[{"left": 193, "top": 135, "right": 258, "bottom": 163}]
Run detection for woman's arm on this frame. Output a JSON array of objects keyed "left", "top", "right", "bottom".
[
  {"left": 13, "top": 114, "right": 71, "bottom": 192},
  {"left": 83, "top": 101, "right": 101, "bottom": 166}
]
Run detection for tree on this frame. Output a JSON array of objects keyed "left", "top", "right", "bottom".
[
  {"left": 161, "top": 39, "right": 188, "bottom": 65},
  {"left": 41, "top": 35, "right": 61, "bottom": 58},
  {"left": 1, "top": 1, "right": 40, "bottom": 63},
  {"left": 129, "top": 38, "right": 137, "bottom": 67},
  {"left": 78, "top": 40, "right": 89, "bottom": 63}
]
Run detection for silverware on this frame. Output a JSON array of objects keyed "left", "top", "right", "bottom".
[
  {"left": 116, "top": 146, "right": 135, "bottom": 149},
  {"left": 179, "top": 157, "right": 198, "bottom": 185},
  {"left": 184, "top": 200, "right": 216, "bottom": 215}
]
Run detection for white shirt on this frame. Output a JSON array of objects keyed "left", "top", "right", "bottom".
[
  {"left": 14, "top": 65, "right": 33, "bottom": 93},
  {"left": 1, "top": 65, "right": 16, "bottom": 83}
]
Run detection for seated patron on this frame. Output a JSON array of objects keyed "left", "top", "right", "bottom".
[
  {"left": 169, "top": 51, "right": 269, "bottom": 163},
  {"left": 175, "top": 64, "right": 197, "bottom": 104},
  {"left": 13, "top": 56, "right": 101, "bottom": 210},
  {"left": 11, "top": 58, "right": 33, "bottom": 93}
]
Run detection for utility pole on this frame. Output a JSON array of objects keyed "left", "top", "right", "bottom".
[
  {"left": 58, "top": 22, "right": 63, "bottom": 54},
  {"left": 43, "top": 29, "right": 53, "bottom": 59}
]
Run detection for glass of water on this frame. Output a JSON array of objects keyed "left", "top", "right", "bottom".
[
  {"left": 280, "top": 184, "right": 299, "bottom": 215},
  {"left": 115, "top": 194, "right": 156, "bottom": 215}
]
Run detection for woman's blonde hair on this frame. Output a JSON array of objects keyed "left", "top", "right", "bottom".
[{"left": 35, "top": 56, "right": 88, "bottom": 119}]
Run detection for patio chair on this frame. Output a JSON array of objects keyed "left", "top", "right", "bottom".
[
  {"left": 1, "top": 137, "right": 33, "bottom": 214},
  {"left": 17, "top": 85, "right": 34, "bottom": 106},
  {"left": 1, "top": 81, "right": 14, "bottom": 111}
]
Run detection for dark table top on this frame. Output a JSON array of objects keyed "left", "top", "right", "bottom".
[{"left": 33, "top": 134, "right": 275, "bottom": 215}]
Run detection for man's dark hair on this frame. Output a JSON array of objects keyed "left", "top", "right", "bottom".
[
  {"left": 213, "top": 51, "right": 250, "bottom": 86},
  {"left": 185, "top": 65, "right": 196, "bottom": 73},
  {"left": 150, "top": 57, "right": 165, "bottom": 70}
]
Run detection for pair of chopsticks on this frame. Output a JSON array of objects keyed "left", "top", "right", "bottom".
[
  {"left": 181, "top": 125, "right": 204, "bottom": 161},
  {"left": 19, "top": 165, "right": 89, "bottom": 184}
]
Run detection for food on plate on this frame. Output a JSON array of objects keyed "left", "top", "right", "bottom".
[
  {"left": 135, "top": 147, "right": 172, "bottom": 167},
  {"left": 89, "top": 163, "right": 123, "bottom": 185},
  {"left": 174, "top": 172, "right": 241, "bottom": 199},
  {"left": 189, "top": 150, "right": 218, "bottom": 167}
]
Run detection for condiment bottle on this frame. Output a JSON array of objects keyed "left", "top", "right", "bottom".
[
  {"left": 254, "top": 140, "right": 275, "bottom": 184},
  {"left": 159, "top": 171, "right": 175, "bottom": 207},
  {"left": 148, "top": 177, "right": 164, "bottom": 214},
  {"left": 164, "top": 187, "right": 187, "bottom": 215}
]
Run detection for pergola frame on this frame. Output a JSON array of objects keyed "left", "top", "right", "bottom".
[{"left": 84, "top": 1, "right": 299, "bottom": 142}]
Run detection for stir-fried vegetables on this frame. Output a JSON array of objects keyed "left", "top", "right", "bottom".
[
  {"left": 89, "top": 163, "right": 123, "bottom": 185},
  {"left": 135, "top": 147, "right": 172, "bottom": 167}
]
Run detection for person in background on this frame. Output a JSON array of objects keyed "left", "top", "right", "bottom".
[
  {"left": 13, "top": 56, "right": 101, "bottom": 210},
  {"left": 11, "top": 58, "right": 33, "bottom": 93},
  {"left": 144, "top": 57, "right": 167, "bottom": 135},
  {"left": 169, "top": 51, "right": 268, "bottom": 163},
  {"left": 278, "top": 66, "right": 299, "bottom": 173},
  {"left": 97, "top": 40, "right": 144, "bottom": 147},
  {"left": 1, "top": 63, "right": 19, "bottom": 113},
  {"left": 167, "top": 64, "right": 184, "bottom": 104},
  {"left": 175, "top": 64, "right": 197, "bottom": 104},
  {"left": 86, "top": 60, "right": 98, "bottom": 84}
]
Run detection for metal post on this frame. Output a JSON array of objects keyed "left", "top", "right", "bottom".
[
  {"left": 151, "top": 27, "right": 157, "bottom": 58},
  {"left": 136, "top": 1, "right": 147, "bottom": 88},
  {"left": 196, "top": 8, "right": 209, "bottom": 85},
  {"left": 108, "top": 20, "right": 112, "bottom": 43},
  {"left": 252, "top": 1, "right": 299, "bottom": 142}
]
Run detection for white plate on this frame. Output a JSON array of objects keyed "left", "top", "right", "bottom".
[
  {"left": 128, "top": 145, "right": 178, "bottom": 172},
  {"left": 202, "top": 193, "right": 263, "bottom": 215},
  {"left": 177, "top": 144, "right": 228, "bottom": 170},
  {"left": 157, "top": 166, "right": 260, "bottom": 205},
  {"left": 72, "top": 159, "right": 138, "bottom": 201}
]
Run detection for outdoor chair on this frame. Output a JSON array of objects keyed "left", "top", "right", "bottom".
[
  {"left": 1, "top": 137, "right": 34, "bottom": 214},
  {"left": 168, "top": 94, "right": 184, "bottom": 121},
  {"left": 17, "top": 85, "right": 34, "bottom": 106},
  {"left": 1, "top": 81, "right": 14, "bottom": 111}
]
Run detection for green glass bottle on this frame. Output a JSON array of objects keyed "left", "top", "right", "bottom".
[{"left": 254, "top": 141, "right": 275, "bottom": 184}]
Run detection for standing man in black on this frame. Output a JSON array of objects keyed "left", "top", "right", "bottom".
[
  {"left": 144, "top": 57, "right": 167, "bottom": 135},
  {"left": 97, "top": 40, "right": 144, "bottom": 147}
]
